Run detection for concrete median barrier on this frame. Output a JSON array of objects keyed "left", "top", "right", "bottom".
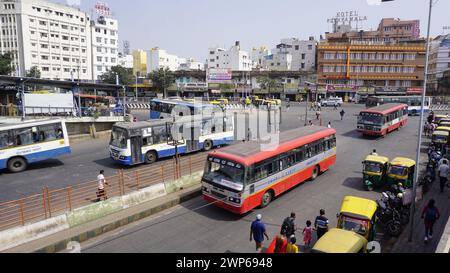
[
  {"left": 0, "top": 215, "right": 69, "bottom": 252},
  {"left": 66, "top": 197, "right": 123, "bottom": 228},
  {"left": 121, "top": 183, "right": 167, "bottom": 209},
  {"left": 164, "top": 171, "right": 203, "bottom": 194}
]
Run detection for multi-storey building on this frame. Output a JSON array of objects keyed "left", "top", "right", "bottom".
[
  {"left": 279, "top": 37, "right": 317, "bottom": 71},
  {"left": 147, "top": 47, "right": 182, "bottom": 72},
  {"left": 326, "top": 18, "right": 420, "bottom": 43},
  {"left": 132, "top": 50, "right": 147, "bottom": 77},
  {"left": 207, "top": 41, "right": 252, "bottom": 71},
  {"left": 179, "top": 58, "right": 204, "bottom": 71},
  {"left": 317, "top": 40, "right": 426, "bottom": 98},
  {"left": 90, "top": 16, "right": 118, "bottom": 81},
  {"left": 264, "top": 44, "right": 292, "bottom": 71},
  {"left": 428, "top": 34, "right": 450, "bottom": 92},
  {"left": 0, "top": 0, "right": 92, "bottom": 80},
  {"left": 251, "top": 46, "right": 271, "bottom": 70},
  {"left": 118, "top": 53, "right": 133, "bottom": 69}
]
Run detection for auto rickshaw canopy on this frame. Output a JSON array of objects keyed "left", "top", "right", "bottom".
[
  {"left": 390, "top": 157, "right": 416, "bottom": 168},
  {"left": 439, "top": 118, "right": 450, "bottom": 125},
  {"left": 432, "top": 131, "right": 449, "bottom": 137},
  {"left": 364, "top": 155, "right": 389, "bottom": 165},
  {"left": 340, "top": 196, "right": 378, "bottom": 221},
  {"left": 312, "top": 228, "right": 368, "bottom": 253}
]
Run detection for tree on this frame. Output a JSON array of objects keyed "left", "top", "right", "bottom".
[
  {"left": 257, "top": 76, "right": 277, "bottom": 94},
  {"left": 0, "top": 52, "right": 14, "bottom": 75},
  {"left": 149, "top": 68, "right": 175, "bottom": 98},
  {"left": 26, "top": 66, "right": 41, "bottom": 78},
  {"left": 99, "top": 65, "right": 134, "bottom": 85}
]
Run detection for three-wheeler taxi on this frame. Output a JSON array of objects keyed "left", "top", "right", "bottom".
[
  {"left": 432, "top": 131, "right": 449, "bottom": 146},
  {"left": 387, "top": 157, "right": 416, "bottom": 188},
  {"left": 363, "top": 155, "right": 390, "bottom": 191},
  {"left": 337, "top": 196, "right": 378, "bottom": 241},
  {"left": 311, "top": 228, "right": 368, "bottom": 253}
]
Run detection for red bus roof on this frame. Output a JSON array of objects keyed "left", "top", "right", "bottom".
[
  {"left": 209, "top": 127, "right": 336, "bottom": 166},
  {"left": 361, "top": 103, "right": 408, "bottom": 116}
]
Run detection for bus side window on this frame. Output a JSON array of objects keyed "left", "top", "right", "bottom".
[
  {"left": 14, "top": 128, "right": 34, "bottom": 146},
  {"left": 0, "top": 131, "right": 12, "bottom": 149}
]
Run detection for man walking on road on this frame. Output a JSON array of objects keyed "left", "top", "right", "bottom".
[
  {"left": 314, "top": 209, "right": 329, "bottom": 240},
  {"left": 438, "top": 160, "right": 450, "bottom": 193},
  {"left": 421, "top": 199, "right": 440, "bottom": 243},
  {"left": 97, "top": 170, "right": 110, "bottom": 202},
  {"left": 340, "top": 109, "right": 345, "bottom": 121},
  {"left": 250, "top": 214, "right": 269, "bottom": 252},
  {"left": 281, "top": 212, "right": 297, "bottom": 239}
]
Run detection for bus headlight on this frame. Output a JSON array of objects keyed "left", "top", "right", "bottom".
[{"left": 229, "top": 197, "right": 241, "bottom": 204}]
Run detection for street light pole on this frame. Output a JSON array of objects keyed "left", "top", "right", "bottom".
[{"left": 409, "top": 0, "right": 433, "bottom": 243}]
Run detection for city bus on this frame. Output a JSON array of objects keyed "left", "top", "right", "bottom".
[
  {"left": 201, "top": 126, "right": 337, "bottom": 214},
  {"left": 150, "top": 99, "right": 222, "bottom": 120},
  {"left": 366, "top": 96, "right": 431, "bottom": 116},
  {"left": 357, "top": 103, "right": 409, "bottom": 136},
  {"left": 109, "top": 115, "right": 234, "bottom": 165},
  {"left": 0, "top": 119, "right": 71, "bottom": 173}
]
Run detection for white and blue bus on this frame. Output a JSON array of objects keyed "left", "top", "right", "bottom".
[
  {"left": 150, "top": 99, "right": 222, "bottom": 120},
  {"left": 366, "top": 96, "right": 432, "bottom": 116},
  {"left": 0, "top": 119, "right": 71, "bottom": 172},
  {"left": 109, "top": 115, "right": 234, "bottom": 166}
]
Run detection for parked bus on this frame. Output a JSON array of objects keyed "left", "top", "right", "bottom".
[
  {"left": 109, "top": 115, "right": 234, "bottom": 166},
  {"left": 0, "top": 119, "right": 71, "bottom": 172},
  {"left": 358, "top": 103, "right": 409, "bottom": 136},
  {"left": 366, "top": 96, "right": 431, "bottom": 116},
  {"left": 201, "top": 127, "right": 337, "bottom": 214},
  {"left": 150, "top": 99, "right": 222, "bottom": 120}
]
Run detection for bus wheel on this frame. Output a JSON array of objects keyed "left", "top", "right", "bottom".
[
  {"left": 145, "top": 151, "right": 157, "bottom": 164},
  {"left": 260, "top": 191, "right": 273, "bottom": 208},
  {"left": 203, "top": 139, "right": 213, "bottom": 151},
  {"left": 311, "top": 165, "right": 320, "bottom": 181},
  {"left": 8, "top": 157, "right": 27, "bottom": 173}
]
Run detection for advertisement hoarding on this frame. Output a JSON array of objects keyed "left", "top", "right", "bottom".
[{"left": 207, "top": 69, "right": 232, "bottom": 83}]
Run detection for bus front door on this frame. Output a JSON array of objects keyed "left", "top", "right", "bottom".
[
  {"left": 186, "top": 126, "right": 200, "bottom": 153},
  {"left": 130, "top": 136, "right": 143, "bottom": 164}
]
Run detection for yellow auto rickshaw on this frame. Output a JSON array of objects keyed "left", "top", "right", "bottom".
[
  {"left": 337, "top": 196, "right": 378, "bottom": 241},
  {"left": 217, "top": 98, "right": 229, "bottom": 105},
  {"left": 434, "top": 114, "right": 449, "bottom": 124},
  {"left": 438, "top": 118, "right": 450, "bottom": 126},
  {"left": 311, "top": 228, "right": 368, "bottom": 253},
  {"left": 432, "top": 130, "right": 449, "bottom": 145},
  {"left": 439, "top": 121, "right": 450, "bottom": 127},
  {"left": 362, "top": 155, "right": 390, "bottom": 191},
  {"left": 435, "top": 126, "right": 450, "bottom": 135},
  {"left": 387, "top": 157, "right": 416, "bottom": 189}
]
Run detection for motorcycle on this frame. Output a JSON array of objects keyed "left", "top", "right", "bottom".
[
  {"left": 428, "top": 150, "right": 443, "bottom": 169},
  {"left": 376, "top": 193, "right": 403, "bottom": 237},
  {"left": 384, "top": 191, "right": 410, "bottom": 226}
]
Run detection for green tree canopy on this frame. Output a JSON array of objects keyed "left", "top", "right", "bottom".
[
  {"left": 257, "top": 76, "right": 277, "bottom": 92},
  {"left": 26, "top": 66, "right": 41, "bottom": 78},
  {"left": 0, "top": 52, "right": 14, "bottom": 75},
  {"left": 149, "top": 68, "right": 175, "bottom": 96},
  {"left": 99, "top": 65, "right": 134, "bottom": 85}
]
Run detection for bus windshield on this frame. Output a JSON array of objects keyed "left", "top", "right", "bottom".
[
  {"left": 358, "top": 113, "right": 383, "bottom": 125},
  {"left": 111, "top": 127, "right": 128, "bottom": 149},
  {"left": 203, "top": 157, "right": 245, "bottom": 191}
]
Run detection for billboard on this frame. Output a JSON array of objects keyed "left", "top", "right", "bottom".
[
  {"left": 95, "top": 2, "right": 111, "bottom": 16},
  {"left": 207, "top": 69, "right": 232, "bottom": 83}
]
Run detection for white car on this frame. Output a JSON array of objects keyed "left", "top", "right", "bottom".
[{"left": 321, "top": 98, "right": 343, "bottom": 107}]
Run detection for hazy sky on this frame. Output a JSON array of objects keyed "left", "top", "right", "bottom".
[{"left": 54, "top": 0, "right": 450, "bottom": 61}]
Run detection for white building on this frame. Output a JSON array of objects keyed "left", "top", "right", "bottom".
[
  {"left": 251, "top": 46, "right": 271, "bottom": 70},
  {"left": 0, "top": 0, "right": 92, "bottom": 80},
  {"left": 429, "top": 34, "right": 450, "bottom": 90},
  {"left": 207, "top": 41, "right": 252, "bottom": 71},
  {"left": 118, "top": 53, "right": 133, "bottom": 69},
  {"left": 279, "top": 37, "right": 317, "bottom": 71},
  {"left": 179, "top": 58, "right": 204, "bottom": 71},
  {"left": 264, "top": 45, "right": 292, "bottom": 71},
  {"left": 90, "top": 16, "right": 119, "bottom": 81},
  {"left": 147, "top": 47, "right": 182, "bottom": 72}
]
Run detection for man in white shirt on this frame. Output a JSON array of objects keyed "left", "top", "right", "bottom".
[
  {"left": 438, "top": 160, "right": 450, "bottom": 193},
  {"left": 97, "top": 170, "right": 110, "bottom": 201}
]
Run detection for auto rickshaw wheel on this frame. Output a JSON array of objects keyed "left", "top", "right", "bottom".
[
  {"left": 366, "top": 184, "right": 375, "bottom": 192},
  {"left": 387, "top": 221, "right": 402, "bottom": 237}
]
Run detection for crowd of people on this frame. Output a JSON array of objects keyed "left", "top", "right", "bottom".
[{"left": 250, "top": 210, "right": 330, "bottom": 253}]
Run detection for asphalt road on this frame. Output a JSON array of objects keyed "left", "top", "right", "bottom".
[{"left": 77, "top": 103, "right": 421, "bottom": 253}]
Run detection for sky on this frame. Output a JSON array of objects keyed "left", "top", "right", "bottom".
[{"left": 54, "top": 0, "right": 450, "bottom": 62}]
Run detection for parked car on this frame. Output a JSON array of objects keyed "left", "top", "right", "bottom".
[{"left": 321, "top": 97, "right": 343, "bottom": 107}]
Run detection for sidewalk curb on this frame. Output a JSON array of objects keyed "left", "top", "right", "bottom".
[{"left": 3, "top": 185, "right": 201, "bottom": 253}]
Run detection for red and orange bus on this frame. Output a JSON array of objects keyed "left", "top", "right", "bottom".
[
  {"left": 201, "top": 127, "right": 337, "bottom": 214},
  {"left": 357, "top": 103, "right": 408, "bottom": 137}
]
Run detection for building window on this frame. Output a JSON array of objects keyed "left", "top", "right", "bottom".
[
  {"left": 42, "top": 67, "right": 49, "bottom": 71},
  {"left": 308, "top": 45, "right": 313, "bottom": 50},
  {"left": 97, "top": 56, "right": 102, "bottom": 62}
]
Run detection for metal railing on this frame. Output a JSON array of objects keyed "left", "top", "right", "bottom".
[
  {"left": 0, "top": 106, "right": 124, "bottom": 118},
  {"left": 0, "top": 154, "right": 207, "bottom": 231}
]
